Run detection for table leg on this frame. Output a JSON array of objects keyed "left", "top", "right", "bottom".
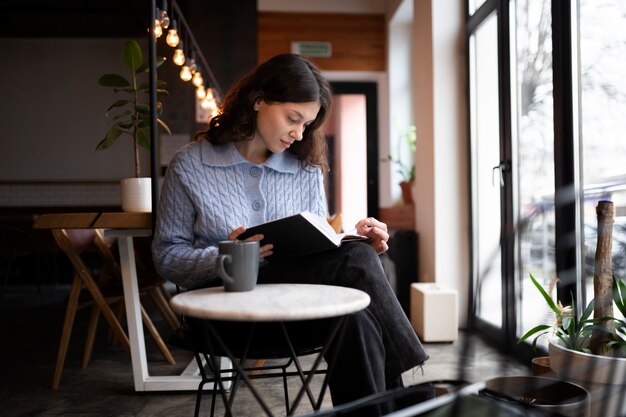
[
  {"left": 194, "top": 317, "right": 347, "bottom": 417},
  {"left": 117, "top": 235, "right": 148, "bottom": 391},
  {"left": 283, "top": 317, "right": 346, "bottom": 414},
  {"left": 202, "top": 321, "right": 275, "bottom": 417},
  {"left": 112, "top": 231, "right": 232, "bottom": 392}
]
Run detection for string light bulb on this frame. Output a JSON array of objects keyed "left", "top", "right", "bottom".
[
  {"left": 188, "top": 51, "right": 197, "bottom": 73},
  {"left": 154, "top": 11, "right": 163, "bottom": 38},
  {"left": 196, "top": 85, "right": 206, "bottom": 99},
  {"left": 192, "top": 71, "right": 203, "bottom": 87},
  {"left": 180, "top": 65, "right": 193, "bottom": 82},
  {"left": 173, "top": 42, "right": 185, "bottom": 66},
  {"left": 166, "top": 20, "right": 179, "bottom": 47},
  {"left": 160, "top": 3, "right": 170, "bottom": 28},
  {"left": 201, "top": 96, "right": 218, "bottom": 111}
]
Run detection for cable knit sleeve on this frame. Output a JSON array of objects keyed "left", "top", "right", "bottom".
[{"left": 152, "top": 148, "right": 220, "bottom": 289}]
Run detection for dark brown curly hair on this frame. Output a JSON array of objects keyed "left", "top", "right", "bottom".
[{"left": 194, "top": 54, "right": 332, "bottom": 172}]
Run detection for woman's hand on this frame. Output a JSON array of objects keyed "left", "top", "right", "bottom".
[
  {"left": 355, "top": 217, "right": 389, "bottom": 254},
  {"left": 228, "top": 226, "right": 274, "bottom": 258}
]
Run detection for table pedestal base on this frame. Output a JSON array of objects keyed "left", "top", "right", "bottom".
[{"left": 192, "top": 317, "right": 348, "bottom": 417}]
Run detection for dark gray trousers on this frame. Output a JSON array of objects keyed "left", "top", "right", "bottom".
[{"left": 257, "top": 242, "right": 429, "bottom": 412}]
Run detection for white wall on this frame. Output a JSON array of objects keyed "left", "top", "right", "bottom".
[
  {"left": 413, "top": 0, "right": 470, "bottom": 327},
  {"left": 0, "top": 38, "right": 150, "bottom": 182}
]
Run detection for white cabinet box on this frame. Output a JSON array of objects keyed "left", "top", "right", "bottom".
[{"left": 410, "top": 283, "right": 458, "bottom": 342}]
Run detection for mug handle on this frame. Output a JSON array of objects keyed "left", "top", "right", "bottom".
[{"left": 217, "top": 254, "right": 235, "bottom": 285}]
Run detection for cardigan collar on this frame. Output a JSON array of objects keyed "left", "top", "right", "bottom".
[{"left": 201, "top": 140, "right": 299, "bottom": 174}]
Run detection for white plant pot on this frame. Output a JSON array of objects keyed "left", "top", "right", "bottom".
[
  {"left": 549, "top": 338, "right": 626, "bottom": 417},
  {"left": 120, "top": 177, "right": 152, "bottom": 213}
]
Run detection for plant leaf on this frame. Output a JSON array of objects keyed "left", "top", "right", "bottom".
[
  {"left": 580, "top": 298, "right": 595, "bottom": 322},
  {"left": 106, "top": 99, "right": 130, "bottom": 112},
  {"left": 135, "top": 104, "right": 150, "bottom": 115},
  {"left": 122, "top": 40, "right": 143, "bottom": 71},
  {"left": 529, "top": 273, "right": 562, "bottom": 318},
  {"left": 118, "top": 120, "right": 137, "bottom": 130},
  {"left": 614, "top": 276, "right": 626, "bottom": 317},
  {"left": 157, "top": 118, "right": 171, "bottom": 135},
  {"left": 95, "top": 125, "right": 123, "bottom": 151},
  {"left": 517, "top": 324, "right": 552, "bottom": 344},
  {"left": 562, "top": 316, "right": 573, "bottom": 332},
  {"left": 98, "top": 74, "right": 129, "bottom": 87},
  {"left": 137, "top": 126, "right": 150, "bottom": 149}
]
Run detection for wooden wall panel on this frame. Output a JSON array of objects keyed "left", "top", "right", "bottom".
[{"left": 258, "top": 12, "right": 386, "bottom": 72}]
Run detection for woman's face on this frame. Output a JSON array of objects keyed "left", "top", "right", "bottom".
[{"left": 254, "top": 100, "right": 321, "bottom": 154}]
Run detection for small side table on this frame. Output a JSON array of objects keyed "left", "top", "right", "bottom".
[{"left": 170, "top": 283, "right": 371, "bottom": 417}]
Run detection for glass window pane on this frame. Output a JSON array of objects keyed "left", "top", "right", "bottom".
[
  {"left": 470, "top": 12, "right": 502, "bottom": 327},
  {"left": 579, "top": 0, "right": 626, "bottom": 306},
  {"left": 513, "top": 0, "right": 556, "bottom": 343}
]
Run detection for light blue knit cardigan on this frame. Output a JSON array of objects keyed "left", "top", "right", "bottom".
[{"left": 152, "top": 139, "right": 327, "bottom": 289}]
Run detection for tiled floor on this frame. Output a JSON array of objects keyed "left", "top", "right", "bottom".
[{"left": 0, "top": 284, "right": 530, "bottom": 417}]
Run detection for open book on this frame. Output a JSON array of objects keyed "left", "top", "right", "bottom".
[{"left": 238, "top": 211, "right": 369, "bottom": 260}]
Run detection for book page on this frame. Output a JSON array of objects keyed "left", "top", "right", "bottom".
[
  {"left": 301, "top": 212, "right": 368, "bottom": 244},
  {"left": 300, "top": 211, "right": 341, "bottom": 245},
  {"left": 338, "top": 228, "right": 369, "bottom": 242}
]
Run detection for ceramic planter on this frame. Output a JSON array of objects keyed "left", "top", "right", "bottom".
[
  {"left": 549, "top": 338, "right": 626, "bottom": 417},
  {"left": 531, "top": 356, "right": 555, "bottom": 377},
  {"left": 120, "top": 177, "right": 152, "bottom": 213},
  {"left": 399, "top": 180, "right": 414, "bottom": 205}
]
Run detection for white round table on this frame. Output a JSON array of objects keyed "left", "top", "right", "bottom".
[
  {"left": 169, "top": 283, "right": 371, "bottom": 417},
  {"left": 169, "top": 283, "right": 371, "bottom": 322}
]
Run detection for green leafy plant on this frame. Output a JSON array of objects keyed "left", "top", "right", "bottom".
[
  {"left": 385, "top": 124, "right": 416, "bottom": 183},
  {"left": 518, "top": 273, "right": 625, "bottom": 355},
  {"left": 97, "top": 40, "right": 170, "bottom": 178},
  {"left": 607, "top": 277, "right": 626, "bottom": 354}
]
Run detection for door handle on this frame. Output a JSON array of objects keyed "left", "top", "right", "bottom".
[{"left": 492, "top": 163, "right": 505, "bottom": 187}]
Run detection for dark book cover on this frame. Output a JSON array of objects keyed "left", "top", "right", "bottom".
[{"left": 238, "top": 212, "right": 366, "bottom": 260}]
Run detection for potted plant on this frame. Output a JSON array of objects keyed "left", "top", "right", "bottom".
[
  {"left": 518, "top": 200, "right": 626, "bottom": 417},
  {"left": 384, "top": 124, "right": 416, "bottom": 205},
  {"left": 97, "top": 40, "right": 170, "bottom": 212}
]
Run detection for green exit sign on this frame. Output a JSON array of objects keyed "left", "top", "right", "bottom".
[{"left": 291, "top": 41, "right": 332, "bottom": 58}]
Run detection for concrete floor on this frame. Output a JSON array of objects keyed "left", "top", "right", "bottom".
[{"left": 0, "top": 284, "right": 531, "bottom": 417}]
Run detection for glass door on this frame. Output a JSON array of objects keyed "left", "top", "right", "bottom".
[
  {"left": 512, "top": 0, "right": 556, "bottom": 347},
  {"left": 469, "top": 10, "right": 504, "bottom": 330}
]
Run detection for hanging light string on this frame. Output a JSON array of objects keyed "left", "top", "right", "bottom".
[{"left": 159, "top": 0, "right": 222, "bottom": 103}]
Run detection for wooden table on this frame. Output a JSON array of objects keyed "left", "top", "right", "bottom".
[{"left": 34, "top": 212, "right": 222, "bottom": 392}]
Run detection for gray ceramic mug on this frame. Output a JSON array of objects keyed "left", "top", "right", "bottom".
[{"left": 217, "top": 240, "right": 260, "bottom": 292}]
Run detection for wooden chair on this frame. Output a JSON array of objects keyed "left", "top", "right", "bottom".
[{"left": 51, "top": 228, "right": 178, "bottom": 389}]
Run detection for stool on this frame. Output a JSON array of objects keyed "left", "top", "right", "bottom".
[{"left": 410, "top": 283, "right": 458, "bottom": 342}]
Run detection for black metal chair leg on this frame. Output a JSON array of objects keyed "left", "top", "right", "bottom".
[
  {"left": 193, "top": 352, "right": 207, "bottom": 417},
  {"left": 282, "top": 364, "right": 290, "bottom": 415}
]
